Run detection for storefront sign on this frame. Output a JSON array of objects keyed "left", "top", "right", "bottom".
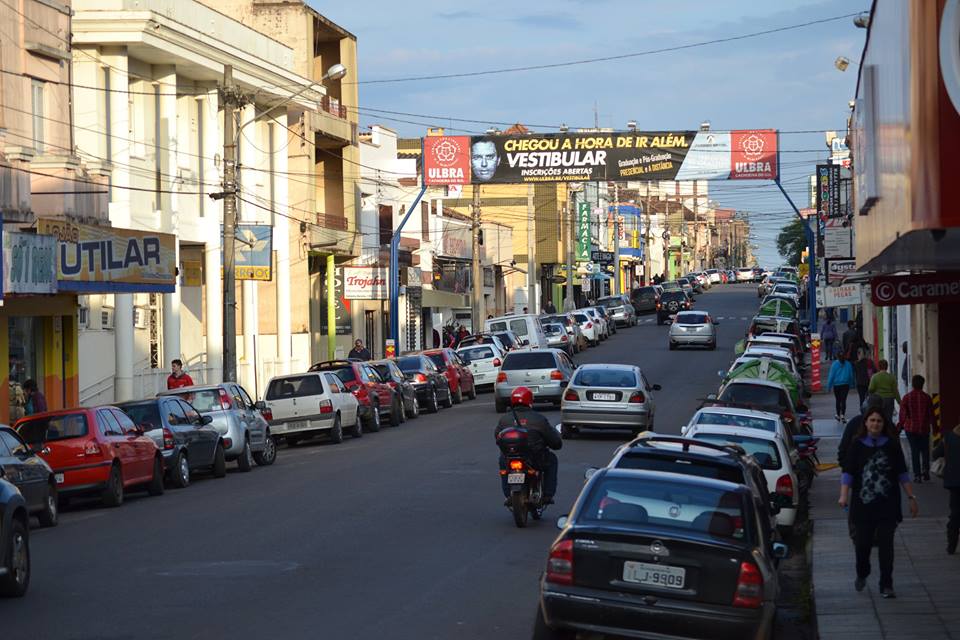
[
  {"left": 439, "top": 220, "right": 472, "bottom": 259},
  {"left": 181, "top": 260, "right": 202, "bottom": 287},
  {"left": 3, "top": 232, "right": 57, "bottom": 294},
  {"left": 816, "top": 164, "right": 842, "bottom": 218},
  {"left": 576, "top": 202, "right": 591, "bottom": 261},
  {"left": 823, "top": 218, "right": 852, "bottom": 259},
  {"left": 37, "top": 219, "right": 176, "bottom": 293},
  {"left": 320, "top": 268, "right": 351, "bottom": 336},
  {"left": 871, "top": 272, "right": 960, "bottom": 306},
  {"left": 825, "top": 258, "right": 856, "bottom": 284},
  {"left": 221, "top": 225, "right": 273, "bottom": 281},
  {"left": 343, "top": 267, "right": 388, "bottom": 299},
  {"left": 422, "top": 129, "right": 778, "bottom": 185},
  {"left": 817, "top": 283, "right": 863, "bottom": 308}
]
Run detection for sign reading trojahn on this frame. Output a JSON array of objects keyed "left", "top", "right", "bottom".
[
  {"left": 343, "top": 267, "right": 388, "bottom": 300},
  {"left": 37, "top": 219, "right": 177, "bottom": 293}
]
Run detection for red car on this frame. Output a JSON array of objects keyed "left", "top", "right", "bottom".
[
  {"left": 422, "top": 348, "right": 476, "bottom": 404},
  {"left": 15, "top": 407, "right": 164, "bottom": 507},
  {"left": 309, "top": 360, "right": 403, "bottom": 431}
]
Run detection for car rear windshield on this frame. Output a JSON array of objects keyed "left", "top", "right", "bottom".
[
  {"left": 692, "top": 434, "right": 782, "bottom": 470},
  {"left": 320, "top": 366, "right": 357, "bottom": 384},
  {"left": 573, "top": 313, "right": 589, "bottom": 322},
  {"left": 118, "top": 403, "right": 162, "bottom": 430},
  {"left": 494, "top": 333, "right": 517, "bottom": 348},
  {"left": 632, "top": 287, "right": 655, "bottom": 297},
  {"left": 580, "top": 477, "right": 747, "bottom": 541},
  {"left": 426, "top": 353, "right": 447, "bottom": 370},
  {"left": 697, "top": 411, "right": 777, "bottom": 433},
  {"left": 17, "top": 413, "right": 89, "bottom": 444},
  {"left": 459, "top": 346, "right": 495, "bottom": 362},
  {"left": 266, "top": 375, "right": 324, "bottom": 400},
  {"left": 661, "top": 291, "right": 686, "bottom": 302},
  {"left": 615, "top": 451, "right": 744, "bottom": 483},
  {"left": 543, "top": 324, "right": 564, "bottom": 336},
  {"left": 501, "top": 352, "right": 556, "bottom": 370},
  {"left": 719, "top": 385, "right": 789, "bottom": 411},
  {"left": 397, "top": 357, "right": 423, "bottom": 372},
  {"left": 676, "top": 313, "right": 709, "bottom": 325},
  {"left": 597, "top": 297, "right": 622, "bottom": 308},
  {"left": 166, "top": 389, "right": 222, "bottom": 412},
  {"left": 574, "top": 368, "right": 636, "bottom": 388}
]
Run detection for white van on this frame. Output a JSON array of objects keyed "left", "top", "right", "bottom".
[{"left": 483, "top": 314, "right": 549, "bottom": 349}]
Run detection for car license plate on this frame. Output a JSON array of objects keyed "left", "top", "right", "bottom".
[
  {"left": 55, "top": 473, "right": 64, "bottom": 485},
  {"left": 507, "top": 473, "right": 526, "bottom": 484},
  {"left": 593, "top": 392, "right": 617, "bottom": 401},
  {"left": 622, "top": 561, "right": 685, "bottom": 589},
  {"left": 286, "top": 421, "right": 307, "bottom": 431},
  {"left": 527, "top": 386, "right": 539, "bottom": 393}
]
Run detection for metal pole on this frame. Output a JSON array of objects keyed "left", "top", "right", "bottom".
[
  {"left": 643, "top": 182, "right": 651, "bottom": 285},
  {"left": 775, "top": 178, "right": 818, "bottom": 332},
  {"left": 390, "top": 185, "right": 427, "bottom": 354},
  {"left": 326, "top": 254, "right": 336, "bottom": 359},
  {"left": 564, "top": 190, "right": 575, "bottom": 311},
  {"left": 471, "top": 186, "right": 483, "bottom": 332},
  {"left": 526, "top": 183, "right": 537, "bottom": 312},
  {"left": 221, "top": 65, "right": 238, "bottom": 382},
  {"left": 613, "top": 182, "right": 621, "bottom": 295}
]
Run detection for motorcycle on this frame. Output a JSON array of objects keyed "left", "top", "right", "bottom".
[{"left": 497, "top": 426, "right": 549, "bottom": 528}]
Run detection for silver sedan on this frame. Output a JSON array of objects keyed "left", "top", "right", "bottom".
[
  {"left": 560, "top": 363, "right": 660, "bottom": 438},
  {"left": 668, "top": 311, "right": 719, "bottom": 350}
]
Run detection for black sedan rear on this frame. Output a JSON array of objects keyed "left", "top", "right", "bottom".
[
  {"left": 535, "top": 468, "right": 784, "bottom": 640},
  {"left": 395, "top": 355, "right": 452, "bottom": 412},
  {"left": 371, "top": 359, "right": 420, "bottom": 420}
]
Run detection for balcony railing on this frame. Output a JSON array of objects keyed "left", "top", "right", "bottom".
[
  {"left": 318, "top": 213, "right": 348, "bottom": 231},
  {"left": 321, "top": 96, "right": 348, "bottom": 120}
]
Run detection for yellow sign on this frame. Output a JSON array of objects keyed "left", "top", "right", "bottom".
[
  {"left": 181, "top": 261, "right": 202, "bottom": 287},
  {"left": 797, "top": 263, "right": 809, "bottom": 278}
]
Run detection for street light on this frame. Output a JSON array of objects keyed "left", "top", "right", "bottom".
[
  {"left": 559, "top": 123, "right": 569, "bottom": 133},
  {"left": 322, "top": 63, "right": 347, "bottom": 82},
  {"left": 627, "top": 120, "right": 637, "bottom": 131},
  {"left": 835, "top": 56, "right": 850, "bottom": 72},
  {"left": 699, "top": 121, "right": 711, "bottom": 131}
]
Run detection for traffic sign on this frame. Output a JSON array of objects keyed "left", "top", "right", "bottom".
[{"left": 591, "top": 250, "right": 614, "bottom": 265}]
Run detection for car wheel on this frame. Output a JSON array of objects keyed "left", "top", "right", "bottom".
[
  {"left": 351, "top": 412, "right": 364, "bottom": 438},
  {"left": 171, "top": 451, "right": 190, "bottom": 489},
  {"left": 254, "top": 434, "right": 277, "bottom": 466},
  {"left": 467, "top": 381, "right": 477, "bottom": 400},
  {"left": 397, "top": 397, "right": 407, "bottom": 424},
  {"left": 410, "top": 395, "right": 420, "bottom": 419},
  {"left": 37, "top": 482, "right": 58, "bottom": 528},
  {"left": 237, "top": 439, "right": 254, "bottom": 472},
  {"left": 389, "top": 399, "right": 401, "bottom": 427},
  {"left": 329, "top": 414, "right": 344, "bottom": 444},
  {"left": 212, "top": 442, "right": 227, "bottom": 478},
  {"left": 101, "top": 464, "right": 124, "bottom": 507},
  {"left": 147, "top": 457, "right": 165, "bottom": 496},
  {"left": 365, "top": 404, "right": 382, "bottom": 433},
  {"left": 442, "top": 387, "right": 454, "bottom": 408},
  {"left": 452, "top": 385, "right": 463, "bottom": 405},
  {"left": 0, "top": 517, "right": 29, "bottom": 598},
  {"left": 532, "top": 605, "right": 575, "bottom": 640},
  {"left": 428, "top": 389, "right": 440, "bottom": 413}
]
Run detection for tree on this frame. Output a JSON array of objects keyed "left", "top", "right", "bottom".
[{"left": 776, "top": 218, "right": 807, "bottom": 266}]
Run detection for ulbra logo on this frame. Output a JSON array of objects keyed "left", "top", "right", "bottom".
[
  {"left": 874, "top": 281, "right": 896, "bottom": 303},
  {"left": 432, "top": 138, "right": 462, "bottom": 167},
  {"left": 740, "top": 133, "right": 766, "bottom": 160}
]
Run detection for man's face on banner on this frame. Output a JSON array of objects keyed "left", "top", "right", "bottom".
[{"left": 471, "top": 141, "right": 499, "bottom": 182}]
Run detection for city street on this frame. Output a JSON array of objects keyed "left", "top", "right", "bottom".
[{"left": 1, "top": 286, "right": 757, "bottom": 639}]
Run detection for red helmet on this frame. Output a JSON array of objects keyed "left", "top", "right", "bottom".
[{"left": 510, "top": 386, "right": 534, "bottom": 408}]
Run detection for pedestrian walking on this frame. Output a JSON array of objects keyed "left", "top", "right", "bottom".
[
  {"left": 827, "top": 352, "right": 856, "bottom": 422},
  {"left": 853, "top": 348, "right": 877, "bottom": 409},
  {"left": 842, "top": 320, "right": 862, "bottom": 360},
  {"left": 543, "top": 299, "right": 556, "bottom": 314},
  {"left": 22, "top": 379, "right": 47, "bottom": 416},
  {"left": 348, "top": 339, "right": 371, "bottom": 361},
  {"left": 839, "top": 407, "right": 918, "bottom": 598},
  {"left": 166, "top": 359, "right": 195, "bottom": 390},
  {"left": 932, "top": 423, "right": 960, "bottom": 554},
  {"left": 900, "top": 341, "right": 910, "bottom": 388},
  {"left": 868, "top": 360, "right": 901, "bottom": 424},
  {"left": 822, "top": 318, "right": 837, "bottom": 362},
  {"left": 838, "top": 394, "right": 885, "bottom": 468},
  {"left": 899, "top": 375, "right": 935, "bottom": 482}
]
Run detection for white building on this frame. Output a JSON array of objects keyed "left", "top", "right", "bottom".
[{"left": 71, "top": 0, "right": 322, "bottom": 403}]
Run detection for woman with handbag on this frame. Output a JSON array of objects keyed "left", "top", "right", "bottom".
[
  {"left": 932, "top": 423, "right": 960, "bottom": 554},
  {"left": 840, "top": 407, "right": 918, "bottom": 598}
]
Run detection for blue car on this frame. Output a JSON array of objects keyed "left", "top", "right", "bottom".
[{"left": 0, "top": 471, "right": 29, "bottom": 597}]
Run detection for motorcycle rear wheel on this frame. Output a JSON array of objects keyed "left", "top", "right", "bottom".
[{"left": 511, "top": 491, "right": 529, "bottom": 528}]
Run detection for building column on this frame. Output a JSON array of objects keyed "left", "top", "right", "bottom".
[
  {"left": 157, "top": 66, "right": 181, "bottom": 368},
  {"left": 327, "top": 254, "right": 336, "bottom": 359},
  {"left": 274, "top": 113, "right": 292, "bottom": 374},
  {"left": 205, "top": 240, "right": 223, "bottom": 383},
  {"left": 114, "top": 294, "right": 134, "bottom": 401},
  {"left": 163, "top": 240, "right": 181, "bottom": 366}
]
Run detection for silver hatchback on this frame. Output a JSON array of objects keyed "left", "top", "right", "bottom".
[
  {"left": 494, "top": 348, "right": 576, "bottom": 412},
  {"left": 668, "top": 310, "right": 719, "bottom": 350},
  {"left": 560, "top": 364, "right": 660, "bottom": 438}
]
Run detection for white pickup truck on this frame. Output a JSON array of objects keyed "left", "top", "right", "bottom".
[{"left": 263, "top": 372, "right": 360, "bottom": 445}]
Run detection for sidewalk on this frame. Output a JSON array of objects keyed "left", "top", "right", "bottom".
[{"left": 807, "top": 380, "right": 960, "bottom": 640}]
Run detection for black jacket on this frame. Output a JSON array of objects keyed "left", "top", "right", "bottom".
[
  {"left": 842, "top": 435, "right": 908, "bottom": 523},
  {"left": 348, "top": 347, "right": 371, "bottom": 361},
  {"left": 933, "top": 428, "right": 960, "bottom": 489},
  {"left": 837, "top": 415, "right": 863, "bottom": 468},
  {"left": 495, "top": 407, "right": 563, "bottom": 452}
]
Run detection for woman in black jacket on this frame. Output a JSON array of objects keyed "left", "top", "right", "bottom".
[
  {"left": 933, "top": 424, "right": 960, "bottom": 554},
  {"left": 839, "top": 407, "right": 919, "bottom": 598}
]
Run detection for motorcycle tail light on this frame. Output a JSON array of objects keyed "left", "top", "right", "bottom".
[{"left": 508, "top": 459, "right": 524, "bottom": 471}]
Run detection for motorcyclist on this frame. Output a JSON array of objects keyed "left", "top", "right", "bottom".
[{"left": 495, "top": 386, "right": 562, "bottom": 505}]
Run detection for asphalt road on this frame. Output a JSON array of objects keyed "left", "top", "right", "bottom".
[{"left": 2, "top": 284, "right": 759, "bottom": 640}]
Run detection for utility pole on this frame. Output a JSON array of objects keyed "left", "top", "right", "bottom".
[
  {"left": 613, "top": 182, "right": 620, "bottom": 295},
  {"left": 663, "top": 198, "right": 671, "bottom": 281},
  {"left": 564, "top": 189, "right": 575, "bottom": 311},
  {"left": 220, "top": 65, "right": 240, "bottom": 383},
  {"left": 526, "top": 183, "right": 537, "bottom": 313},
  {"left": 471, "top": 186, "right": 483, "bottom": 332},
  {"left": 643, "top": 182, "right": 651, "bottom": 285}
]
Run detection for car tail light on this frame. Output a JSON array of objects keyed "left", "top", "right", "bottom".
[
  {"left": 656, "top": 304, "right": 661, "bottom": 309},
  {"left": 776, "top": 474, "right": 794, "bottom": 498},
  {"left": 628, "top": 391, "right": 645, "bottom": 403},
  {"left": 550, "top": 370, "right": 564, "bottom": 380},
  {"left": 733, "top": 562, "right": 764, "bottom": 608},
  {"left": 84, "top": 441, "right": 101, "bottom": 456},
  {"left": 564, "top": 389, "right": 579, "bottom": 402},
  {"left": 493, "top": 358, "right": 502, "bottom": 367},
  {"left": 415, "top": 373, "right": 427, "bottom": 383},
  {"left": 546, "top": 539, "right": 574, "bottom": 585},
  {"left": 162, "top": 428, "right": 175, "bottom": 450},
  {"left": 783, "top": 411, "right": 795, "bottom": 424},
  {"left": 496, "top": 372, "right": 507, "bottom": 383},
  {"left": 319, "top": 399, "right": 333, "bottom": 414},
  {"left": 585, "top": 322, "right": 593, "bottom": 328},
  {"left": 218, "top": 388, "right": 232, "bottom": 410},
  {"left": 508, "top": 459, "right": 524, "bottom": 471},
  {"left": 561, "top": 335, "right": 568, "bottom": 342},
  {"left": 223, "top": 438, "right": 233, "bottom": 449},
  {"left": 261, "top": 406, "right": 273, "bottom": 421}
]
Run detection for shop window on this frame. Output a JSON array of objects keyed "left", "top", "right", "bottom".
[{"left": 9, "top": 317, "right": 45, "bottom": 422}]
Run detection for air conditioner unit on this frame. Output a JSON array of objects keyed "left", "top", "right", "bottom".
[
  {"left": 133, "top": 307, "right": 148, "bottom": 329},
  {"left": 101, "top": 308, "right": 114, "bottom": 329}
]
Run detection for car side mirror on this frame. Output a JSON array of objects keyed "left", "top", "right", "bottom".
[
  {"left": 255, "top": 400, "right": 267, "bottom": 411},
  {"left": 651, "top": 384, "right": 661, "bottom": 391},
  {"left": 584, "top": 467, "right": 598, "bottom": 480},
  {"left": 680, "top": 425, "right": 688, "bottom": 436},
  {"left": 556, "top": 515, "right": 569, "bottom": 530},
  {"left": 200, "top": 415, "right": 214, "bottom": 425},
  {"left": 706, "top": 393, "right": 717, "bottom": 401},
  {"left": 772, "top": 542, "right": 790, "bottom": 559}
]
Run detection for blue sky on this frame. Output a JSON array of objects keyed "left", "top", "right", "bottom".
[{"left": 313, "top": 0, "right": 867, "bottom": 268}]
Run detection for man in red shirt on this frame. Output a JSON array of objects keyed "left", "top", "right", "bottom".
[
  {"left": 899, "top": 374, "right": 935, "bottom": 482},
  {"left": 167, "top": 359, "right": 195, "bottom": 390}
]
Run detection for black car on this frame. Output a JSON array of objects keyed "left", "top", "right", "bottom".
[
  {"left": 535, "top": 467, "right": 785, "bottom": 640},
  {"left": 371, "top": 359, "right": 420, "bottom": 420},
  {"left": 0, "top": 473, "right": 29, "bottom": 597},
  {"left": 395, "top": 355, "right": 453, "bottom": 412},
  {"left": 657, "top": 290, "right": 691, "bottom": 325},
  {"left": 630, "top": 286, "right": 660, "bottom": 314},
  {"left": 0, "top": 427, "right": 57, "bottom": 528},
  {"left": 117, "top": 398, "right": 222, "bottom": 488}
]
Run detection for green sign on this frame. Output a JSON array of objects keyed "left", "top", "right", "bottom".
[{"left": 576, "top": 202, "right": 591, "bottom": 261}]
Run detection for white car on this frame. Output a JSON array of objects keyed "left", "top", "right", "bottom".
[
  {"left": 455, "top": 343, "right": 504, "bottom": 388},
  {"left": 705, "top": 268, "right": 722, "bottom": 284},
  {"left": 263, "top": 371, "right": 361, "bottom": 444},
  {"left": 581, "top": 307, "right": 610, "bottom": 339},
  {"left": 682, "top": 423, "right": 800, "bottom": 533},
  {"left": 572, "top": 311, "right": 601, "bottom": 346}
]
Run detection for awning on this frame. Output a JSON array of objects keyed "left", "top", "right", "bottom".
[{"left": 421, "top": 288, "right": 469, "bottom": 308}]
